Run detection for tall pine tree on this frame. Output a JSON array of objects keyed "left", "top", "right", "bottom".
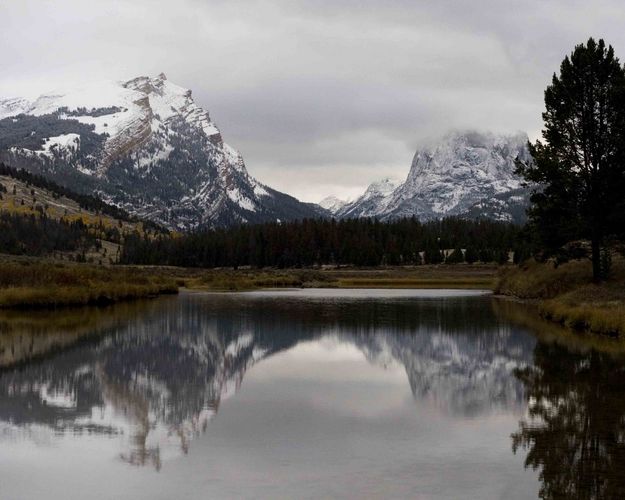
[{"left": 517, "top": 38, "right": 625, "bottom": 280}]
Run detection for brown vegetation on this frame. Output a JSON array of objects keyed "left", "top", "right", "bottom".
[
  {"left": 158, "top": 264, "right": 498, "bottom": 291},
  {"left": 0, "top": 258, "right": 177, "bottom": 308},
  {"left": 496, "top": 256, "right": 625, "bottom": 337}
]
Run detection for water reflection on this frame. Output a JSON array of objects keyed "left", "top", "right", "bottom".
[
  {"left": 512, "top": 342, "right": 625, "bottom": 499},
  {"left": 4, "top": 291, "right": 625, "bottom": 497},
  {"left": 0, "top": 291, "right": 534, "bottom": 472},
  {"left": 0, "top": 299, "right": 161, "bottom": 368},
  {"left": 488, "top": 298, "right": 625, "bottom": 499}
]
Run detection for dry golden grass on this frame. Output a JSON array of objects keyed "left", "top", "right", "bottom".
[
  {"left": 541, "top": 283, "right": 625, "bottom": 336},
  {"left": 492, "top": 297, "right": 625, "bottom": 355},
  {"left": 495, "top": 259, "right": 595, "bottom": 299},
  {"left": 335, "top": 277, "right": 494, "bottom": 289},
  {"left": 496, "top": 256, "right": 625, "bottom": 337},
  {"left": 0, "top": 258, "right": 177, "bottom": 308},
  {"left": 168, "top": 264, "right": 498, "bottom": 291},
  {"left": 181, "top": 269, "right": 333, "bottom": 291}
]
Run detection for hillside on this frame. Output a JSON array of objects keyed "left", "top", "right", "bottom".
[{"left": 0, "top": 163, "right": 164, "bottom": 263}]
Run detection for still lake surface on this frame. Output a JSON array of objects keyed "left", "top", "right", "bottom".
[{"left": 1, "top": 289, "right": 624, "bottom": 499}]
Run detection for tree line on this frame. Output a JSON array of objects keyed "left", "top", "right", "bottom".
[
  {"left": 0, "top": 211, "right": 95, "bottom": 257},
  {"left": 119, "top": 217, "right": 523, "bottom": 268}
]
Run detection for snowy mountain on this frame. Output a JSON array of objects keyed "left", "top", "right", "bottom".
[
  {"left": 350, "top": 323, "right": 533, "bottom": 416},
  {"left": 318, "top": 195, "right": 349, "bottom": 215},
  {"left": 337, "top": 177, "right": 399, "bottom": 219},
  {"left": 0, "top": 74, "right": 325, "bottom": 230},
  {"left": 336, "top": 131, "right": 531, "bottom": 223}
]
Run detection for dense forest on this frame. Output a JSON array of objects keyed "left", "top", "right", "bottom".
[
  {"left": 119, "top": 217, "right": 524, "bottom": 268},
  {"left": 0, "top": 211, "right": 95, "bottom": 257}
]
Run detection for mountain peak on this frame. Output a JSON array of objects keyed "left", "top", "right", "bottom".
[
  {"left": 363, "top": 178, "right": 398, "bottom": 197},
  {"left": 0, "top": 74, "right": 325, "bottom": 229},
  {"left": 319, "top": 195, "right": 348, "bottom": 215},
  {"left": 335, "top": 130, "right": 530, "bottom": 223}
]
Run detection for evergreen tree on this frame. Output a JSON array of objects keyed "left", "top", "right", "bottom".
[
  {"left": 517, "top": 38, "right": 625, "bottom": 280},
  {"left": 464, "top": 247, "right": 479, "bottom": 264},
  {"left": 479, "top": 248, "right": 494, "bottom": 263},
  {"left": 119, "top": 217, "right": 519, "bottom": 269}
]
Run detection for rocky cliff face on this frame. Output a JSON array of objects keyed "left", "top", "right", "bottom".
[
  {"left": 0, "top": 74, "right": 324, "bottom": 230},
  {"left": 335, "top": 131, "right": 531, "bottom": 223}
]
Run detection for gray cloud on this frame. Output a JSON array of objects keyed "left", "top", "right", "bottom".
[{"left": 2, "top": 0, "right": 625, "bottom": 201}]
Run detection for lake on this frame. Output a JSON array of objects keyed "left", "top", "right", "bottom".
[{"left": 1, "top": 289, "right": 624, "bottom": 499}]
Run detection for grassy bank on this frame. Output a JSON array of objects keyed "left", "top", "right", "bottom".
[
  {"left": 156, "top": 264, "right": 498, "bottom": 291},
  {"left": 0, "top": 259, "right": 497, "bottom": 308},
  {"left": 496, "top": 256, "right": 625, "bottom": 337},
  {"left": 492, "top": 298, "right": 625, "bottom": 356},
  {"left": 0, "top": 258, "right": 177, "bottom": 308}
]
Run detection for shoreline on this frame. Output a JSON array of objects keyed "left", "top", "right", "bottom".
[
  {"left": 0, "top": 260, "right": 497, "bottom": 307},
  {"left": 2, "top": 257, "right": 623, "bottom": 343},
  {"left": 495, "top": 258, "right": 625, "bottom": 339},
  {"left": 0, "top": 258, "right": 178, "bottom": 309}
]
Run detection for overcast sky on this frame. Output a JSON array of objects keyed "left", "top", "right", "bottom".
[{"left": 2, "top": 0, "right": 625, "bottom": 202}]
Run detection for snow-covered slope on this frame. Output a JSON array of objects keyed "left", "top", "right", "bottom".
[
  {"left": 336, "top": 131, "right": 531, "bottom": 223},
  {"left": 337, "top": 177, "right": 399, "bottom": 219},
  {"left": 0, "top": 74, "right": 324, "bottom": 230},
  {"left": 318, "top": 195, "right": 349, "bottom": 215}
]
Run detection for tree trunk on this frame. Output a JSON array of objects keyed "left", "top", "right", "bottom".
[{"left": 591, "top": 231, "right": 602, "bottom": 282}]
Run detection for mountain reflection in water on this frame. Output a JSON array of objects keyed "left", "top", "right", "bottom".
[
  {"left": 0, "top": 291, "right": 531, "bottom": 470},
  {"left": 1, "top": 290, "right": 624, "bottom": 499}
]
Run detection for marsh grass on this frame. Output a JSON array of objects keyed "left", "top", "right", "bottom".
[
  {"left": 335, "top": 277, "right": 494, "bottom": 289},
  {"left": 0, "top": 259, "right": 177, "bottom": 308},
  {"left": 181, "top": 269, "right": 335, "bottom": 291},
  {"left": 541, "top": 284, "right": 625, "bottom": 336},
  {"left": 174, "top": 265, "right": 498, "bottom": 291},
  {"left": 496, "top": 256, "right": 625, "bottom": 336},
  {"left": 492, "top": 297, "right": 625, "bottom": 356},
  {"left": 0, "top": 259, "right": 498, "bottom": 307}
]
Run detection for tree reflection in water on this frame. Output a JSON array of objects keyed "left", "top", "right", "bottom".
[{"left": 512, "top": 341, "right": 625, "bottom": 499}]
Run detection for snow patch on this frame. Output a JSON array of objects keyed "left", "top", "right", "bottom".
[
  {"left": 227, "top": 187, "right": 257, "bottom": 212},
  {"left": 36, "top": 133, "right": 81, "bottom": 158}
]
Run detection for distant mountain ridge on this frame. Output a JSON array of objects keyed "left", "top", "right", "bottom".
[
  {"left": 0, "top": 74, "right": 326, "bottom": 230},
  {"left": 331, "top": 131, "right": 531, "bottom": 223}
]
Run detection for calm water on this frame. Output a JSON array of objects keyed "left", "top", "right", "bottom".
[{"left": 0, "top": 289, "right": 624, "bottom": 499}]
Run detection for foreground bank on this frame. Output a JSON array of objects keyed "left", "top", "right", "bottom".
[
  {"left": 496, "top": 256, "right": 625, "bottom": 337},
  {"left": 0, "top": 258, "right": 177, "bottom": 308}
]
